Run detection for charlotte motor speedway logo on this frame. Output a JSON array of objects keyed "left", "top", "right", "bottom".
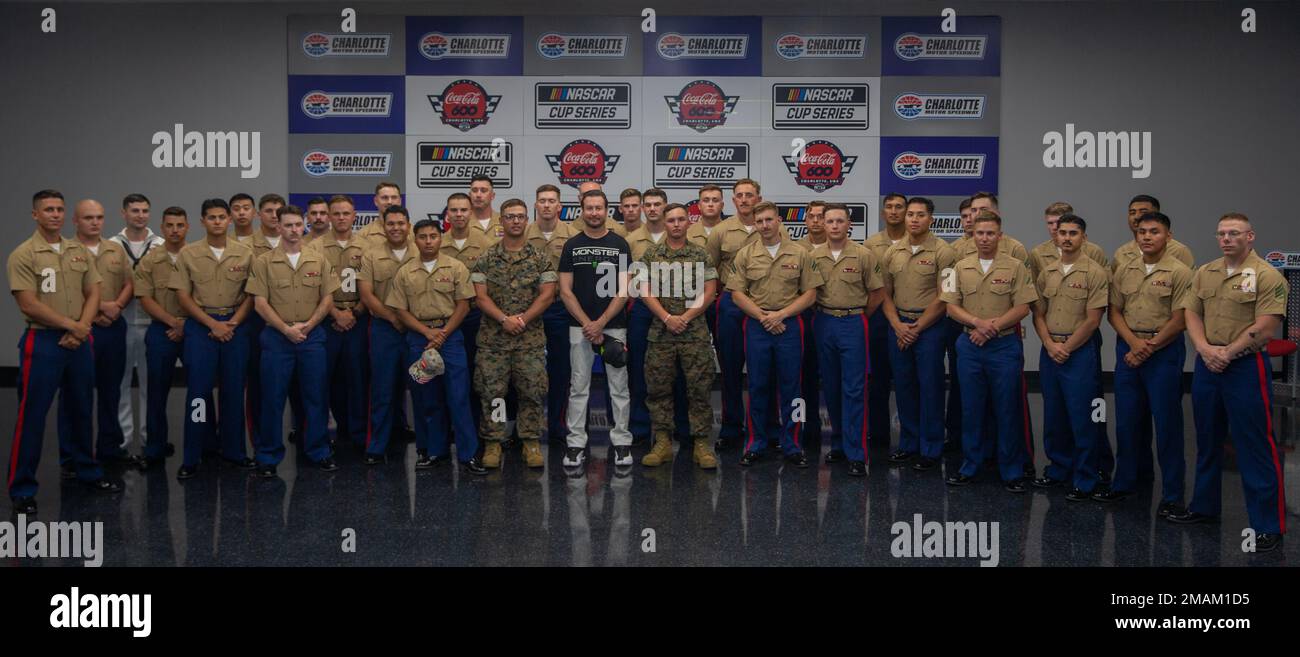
[
  {"left": 301, "top": 150, "right": 392, "bottom": 177},
  {"left": 536, "top": 33, "right": 628, "bottom": 59},
  {"left": 656, "top": 33, "right": 748, "bottom": 59},
  {"left": 301, "top": 32, "right": 391, "bottom": 57},
  {"left": 301, "top": 90, "right": 393, "bottom": 119},
  {"left": 427, "top": 79, "right": 501, "bottom": 132},
  {"left": 894, "top": 33, "right": 987, "bottom": 60},
  {"left": 892, "top": 151, "right": 986, "bottom": 180},
  {"left": 773, "top": 33, "right": 867, "bottom": 59},
  {"left": 893, "top": 93, "right": 986, "bottom": 120},
  {"left": 419, "top": 32, "right": 511, "bottom": 60}
]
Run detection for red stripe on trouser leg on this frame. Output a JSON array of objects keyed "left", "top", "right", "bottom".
[
  {"left": 861, "top": 314, "right": 869, "bottom": 463},
  {"left": 8, "top": 330, "right": 37, "bottom": 488},
  {"left": 1254, "top": 353, "right": 1287, "bottom": 534},
  {"left": 742, "top": 317, "right": 756, "bottom": 453},
  {"left": 792, "top": 316, "right": 804, "bottom": 450}
]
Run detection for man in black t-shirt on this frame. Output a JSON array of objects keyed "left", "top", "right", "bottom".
[{"left": 558, "top": 190, "right": 633, "bottom": 468}]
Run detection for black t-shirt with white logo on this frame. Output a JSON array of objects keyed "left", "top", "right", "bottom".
[{"left": 558, "top": 230, "right": 631, "bottom": 329}]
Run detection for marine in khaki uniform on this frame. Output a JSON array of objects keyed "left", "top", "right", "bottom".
[
  {"left": 386, "top": 219, "right": 487, "bottom": 474},
  {"left": 65, "top": 200, "right": 137, "bottom": 465},
  {"left": 636, "top": 203, "right": 719, "bottom": 469},
  {"left": 357, "top": 206, "right": 417, "bottom": 463},
  {"left": 793, "top": 200, "right": 828, "bottom": 251},
  {"left": 169, "top": 199, "right": 257, "bottom": 478},
  {"left": 527, "top": 184, "right": 579, "bottom": 443},
  {"left": 307, "top": 195, "right": 370, "bottom": 449},
  {"left": 1110, "top": 194, "right": 1193, "bottom": 274},
  {"left": 1173, "top": 214, "right": 1288, "bottom": 551},
  {"left": 471, "top": 199, "right": 557, "bottom": 468},
  {"left": 357, "top": 182, "right": 415, "bottom": 248},
  {"left": 1099, "top": 211, "right": 1192, "bottom": 512},
  {"left": 617, "top": 188, "right": 644, "bottom": 236},
  {"left": 728, "top": 201, "right": 825, "bottom": 468},
  {"left": 1029, "top": 202, "right": 1109, "bottom": 282},
  {"left": 863, "top": 193, "right": 909, "bottom": 447},
  {"left": 1029, "top": 214, "right": 1108, "bottom": 498},
  {"left": 791, "top": 200, "right": 828, "bottom": 446},
  {"left": 249, "top": 194, "right": 285, "bottom": 257},
  {"left": 7, "top": 190, "right": 118, "bottom": 514},
  {"left": 246, "top": 206, "right": 340, "bottom": 476},
  {"left": 685, "top": 184, "right": 726, "bottom": 248},
  {"left": 880, "top": 197, "right": 957, "bottom": 469},
  {"left": 133, "top": 207, "right": 190, "bottom": 466},
  {"left": 940, "top": 210, "right": 1038, "bottom": 489},
  {"left": 229, "top": 193, "right": 259, "bottom": 245},
  {"left": 244, "top": 193, "right": 285, "bottom": 448},
  {"left": 809, "top": 203, "right": 885, "bottom": 476},
  {"left": 468, "top": 174, "right": 504, "bottom": 243},
  {"left": 303, "top": 197, "right": 331, "bottom": 246},
  {"left": 443, "top": 193, "right": 495, "bottom": 429}
]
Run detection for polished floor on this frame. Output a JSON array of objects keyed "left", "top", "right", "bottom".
[{"left": 2, "top": 383, "right": 1296, "bottom": 567}]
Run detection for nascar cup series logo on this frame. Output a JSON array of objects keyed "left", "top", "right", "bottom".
[
  {"left": 664, "top": 80, "right": 739, "bottom": 133},
  {"left": 301, "top": 150, "right": 392, "bottom": 177},
  {"left": 300, "top": 91, "right": 393, "bottom": 119},
  {"left": 301, "top": 32, "right": 391, "bottom": 57},
  {"left": 782, "top": 140, "right": 857, "bottom": 193},
  {"left": 656, "top": 33, "right": 749, "bottom": 60},
  {"left": 773, "top": 33, "right": 867, "bottom": 60},
  {"left": 892, "top": 151, "right": 986, "bottom": 180},
  {"left": 894, "top": 33, "right": 987, "bottom": 60},
  {"left": 534, "top": 83, "right": 632, "bottom": 129},
  {"left": 771, "top": 84, "right": 868, "bottom": 130},
  {"left": 536, "top": 33, "right": 628, "bottom": 59},
  {"left": 545, "top": 139, "right": 621, "bottom": 189},
  {"left": 428, "top": 80, "right": 501, "bottom": 132},
  {"left": 419, "top": 32, "right": 511, "bottom": 60},
  {"left": 893, "top": 93, "right": 986, "bottom": 120},
  {"left": 416, "top": 142, "right": 513, "bottom": 189},
  {"left": 652, "top": 143, "right": 750, "bottom": 188}
]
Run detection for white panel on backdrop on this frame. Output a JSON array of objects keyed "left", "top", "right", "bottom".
[
  {"left": 523, "top": 77, "right": 642, "bottom": 135},
  {"left": 758, "top": 136, "right": 879, "bottom": 201},
  {"left": 639, "top": 77, "right": 762, "bottom": 136},
  {"left": 522, "top": 135, "right": 643, "bottom": 202},
  {"left": 405, "top": 76, "right": 526, "bottom": 137},
  {"left": 760, "top": 77, "right": 880, "bottom": 137},
  {"left": 405, "top": 136, "right": 519, "bottom": 195}
]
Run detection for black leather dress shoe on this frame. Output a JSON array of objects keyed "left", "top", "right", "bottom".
[
  {"left": 888, "top": 450, "right": 915, "bottom": 464},
  {"left": 461, "top": 458, "right": 488, "bottom": 475},
  {"left": 1004, "top": 478, "right": 1029, "bottom": 493},
  {"left": 101, "top": 452, "right": 147, "bottom": 468},
  {"left": 945, "top": 473, "right": 973, "bottom": 486},
  {"left": 1065, "top": 488, "right": 1091, "bottom": 501},
  {"left": 848, "top": 461, "right": 867, "bottom": 477},
  {"left": 824, "top": 450, "right": 846, "bottom": 464},
  {"left": 912, "top": 457, "right": 938, "bottom": 472},
  {"left": 784, "top": 452, "right": 810, "bottom": 469},
  {"left": 316, "top": 458, "right": 339, "bottom": 473},
  {"left": 177, "top": 465, "right": 199, "bottom": 480},
  {"left": 223, "top": 456, "right": 257, "bottom": 470},
  {"left": 1157, "top": 502, "right": 1185, "bottom": 518},
  {"left": 1032, "top": 476, "right": 1064, "bottom": 489},
  {"left": 256, "top": 465, "right": 277, "bottom": 479},
  {"left": 363, "top": 453, "right": 385, "bottom": 466},
  {"left": 416, "top": 453, "right": 449, "bottom": 469},
  {"left": 1091, "top": 489, "right": 1130, "bottom": 503},
  {"left": 1255, "top": 533, "right": 1283, "bottom": 553},
  {"left": 84, "top": 479, "right": 121, "bottom": 494},
  {"left": 739, "top": 451, "right": 762, "bottom": 467},
  {"left": 12, "top": 497, "right": 37, "bottom": 515},
  {"left": 1167, "top": 510, "right": 1218, "bottom": 524}
]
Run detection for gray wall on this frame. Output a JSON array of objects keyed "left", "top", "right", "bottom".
[{"left": 3, "top": 1, "right": 1298, "bottom": 369}]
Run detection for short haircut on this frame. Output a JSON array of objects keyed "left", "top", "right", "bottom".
[
  {"left": 958, "top": 197, "right": 972, "bottom": 212},
  {"left": 642, "top": 188, "right": 668, "bottom": 203},
  {"left": 383, "top": 205, "right": 410, "bottom": 221},
  {"left": 907, "top": 197, "right": 935, "bottom": 214},
  {"left": 327, "top": 194, "right": 354, "bottom": 208},
  {"left": 413, "top": 219, "right": 441, "bottom": 234},
  {"left": 581, "top": 189, "right": 607, "bottom": 208},
  {"left": 499, "top": 198, "right": 527, "bottom": 214},
  {"left": 446, "top": 192, "right": 471, "bottom": 205},
  {"left": 882, "top": 192, "right": 907, "bottom": 206},
  {"left": 1045, "top": 202, "right": 1074, "bottom": 217},
  {"left": 733, "top": 178, "right": 761, "bottom": 194},
  {"left": 1129, "top": 194, "right": 1160, "bottom": 210},
  {"left": 306, "top": 196, "right": 328, "bottom": 208},
  {"left": 972, "top": 208, "right": 1002, "bottom": 228},
  {"left": 619, "top": 188, "right": 641, "bottom": 202},
  {"left": 663, "top": 203, "right": 687, "bottom": 216},
  {"left": 1136, "top": 211, "right": 1171, "bottom": 230},
  {"left": 1219, "top": 212, "right": 1251, "bottom": 227},
  {"left": 752, "top": 201, "right": 779, "bottom": 217},
  {"left": 161, "top": 206, "right": 188, "bottom": 219},
  {"left": 32, "top": 189, "right": 64, "bottom": 206},
  {"left": 122, "top": 193, "right": 151, "bottom": 208},
  {"left": 698, "top": 184, "right": 723, "bottom": 197},
  {"left": 375, "top": 181, "right": 401, "bottom": 195},
  {"left": 971, "top": 191, "right": 998, "bottom": 208},
  {"left": 1056, "top": 213, "right": 1087, "bottom": 232},
  {"left": 823, "top": 203, "right": 850, "bottom": 218},
  {"left": 535, "top": 183, "right": 561, "bottom": 198},
  {"left": 200, "top": 198, "right": 230, "bottom": 216},
  {"left": 258, "top": 193, "right": 286, "bottom": 209},
  {"left": 228, "top": 193, "right": 254, "bottom": 206},
  {"left": 277, "top": 205, "right": 304, "bottom": 220},
  {"left": 805, "top": 200, "right": 828, "bottom": 212},
  {"left": 469, "top": 174, "right": 493, "bottom": 187}
]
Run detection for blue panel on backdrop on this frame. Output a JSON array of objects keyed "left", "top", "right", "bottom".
[
  {"left": 405, "top": 16, "right": 524, "bottom": 75},
  {"left": 881, "top": 16, "right": 1000, "bottom": 76},
  {"left": 289, "top": 75, "right": 406, "bottom": 134},
  {"left": 880, "top": 136, "right": 998, "bottom": 196},
  {"left": 643, "top": 16, "right": 762, "bottom": 76}
]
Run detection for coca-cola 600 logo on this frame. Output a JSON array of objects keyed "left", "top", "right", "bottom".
[
  {"left": 781, "top": 140, "right": 858, "bottom": 193},
  {"left": 427, "top": 79, "right": 501, "bottom": 132},
  {"left": 663, "top": 80, "right": 739, "bottom": 133},
  {"left": 545, "top": 139, "right": 621, "bottom": 189}
]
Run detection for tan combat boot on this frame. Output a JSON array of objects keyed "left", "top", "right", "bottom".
[
  {"left": 522, "top": 439, "right": 544, "bottom": 468},
  {"left": 641, "top": 435, "right": 674, "bottom": 467},
  {"left": 693, "top": 438, "right": 718, "bottom": 470},
  {"left": 483, "top": 441, "right": 502, "bottom": 468}
]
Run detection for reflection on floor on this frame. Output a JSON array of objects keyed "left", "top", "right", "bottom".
[{"left": 1, "top": 385, "right": 1296, "bottom": 566}]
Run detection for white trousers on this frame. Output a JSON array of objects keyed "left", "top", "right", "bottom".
[
  {"left": 566, "top": 327, "right": 631, "bottom": 448},
  {"left": 118, "top": 321, "right": 148, "bottom": 447}
]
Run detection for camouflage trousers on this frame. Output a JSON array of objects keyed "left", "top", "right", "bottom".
[
  {"left": 473, "top": 346, "right": 547, "bottom": 442},
  {"left": 645, "top": 339, "right": 715, "bottom": 441}
]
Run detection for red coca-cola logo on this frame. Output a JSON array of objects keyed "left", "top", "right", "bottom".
[
  {"left": 545, "top": 139, "right": 621, "bottom": 189},
  {"left": 664, "top": 79, "right": 738, "bottom": 133},
  {"left": 782, "top": 140, "right": 858, "bottom": 193},
  {"left": 428, "top": 79, "right": 500, "bottom": 133}
]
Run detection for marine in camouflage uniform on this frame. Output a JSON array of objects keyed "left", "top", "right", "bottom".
[
  {"left": 470, "top": 236, "right": 557, "bottom": 468},
  {"left": 638, "top": 236, "right": 719, "bottom": 469}
]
